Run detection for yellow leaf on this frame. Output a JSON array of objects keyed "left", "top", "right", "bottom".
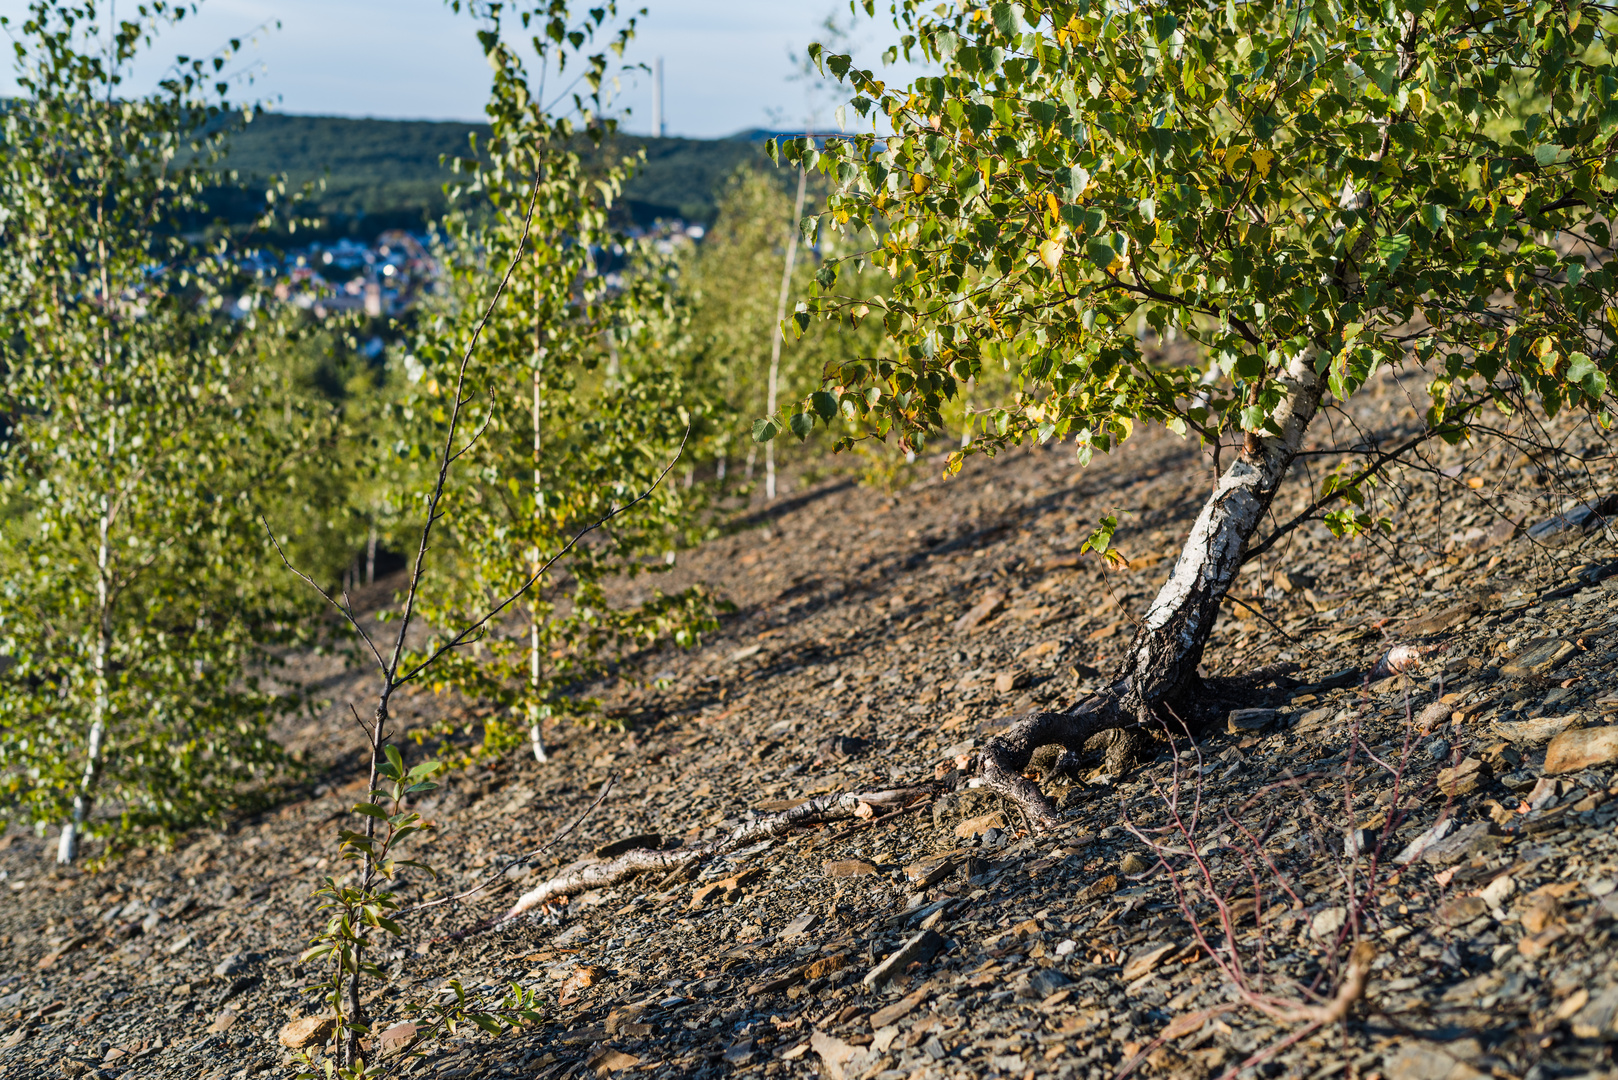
[
  {"left": 911, "top": 173, "right": 931, "bottom": 195},
  {"left": 1038, "top": 238, "right": 1064, "bottom": 273},
  {"left": 1250, "top": 147, "right": 1274, "bottom": 177},
  {"left": 1045, "top": 191, "right": 1061, "bottom": 218},
  {"left": 1407, "top": 87, "right": 1427, "bottom": 116}
]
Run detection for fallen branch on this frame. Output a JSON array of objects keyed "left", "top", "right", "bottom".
[{"left": 443, "top": 784, "right": 938, "bottom": 940}]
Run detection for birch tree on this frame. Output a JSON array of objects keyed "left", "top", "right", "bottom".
[
  {"left": 389, "top": 0, "right": 714, "bottom": 764},
  {"left": 765, "top": 0, "right": 1618, "bottom": 820},
  {"left": 0, "top": 1, "right": 319, "bottom": 860}
]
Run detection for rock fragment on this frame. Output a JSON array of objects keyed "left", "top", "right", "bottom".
[
  {"left": 1544, "top": 726, "right": 1618, "bottom": 774},
  {"left": 954, "top": 590, "right": 1006, "bottom": 633},
  {"left": 863, "top": 929, "right": 945, "bottom": 988},
  {"left": 823, "top": 859, "right": 879, "bottom": 878},
  {"left": 1121, "top": 942, "right": 1175, "bottom": 982},
  {"left": 1500, "top": 638, "right": 1575, "bottom": 678},
  {"left": 278, "top": 1014, "right": 336, "bottom": 1050},
  {"left": 1227, "top": 708, "right": 1278, "bottom": 735}
]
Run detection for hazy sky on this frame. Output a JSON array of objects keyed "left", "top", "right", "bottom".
[{"left": 0, "top": 1, "right": 907, "bottom": 137}]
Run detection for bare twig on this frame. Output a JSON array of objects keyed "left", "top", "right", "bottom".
[{"left": 262, "top": 523, "right": 390, "bottom": 676}]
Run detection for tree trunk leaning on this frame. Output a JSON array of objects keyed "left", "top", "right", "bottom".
[{"left": 978, "top": 348, "right": 1328, "bottom": 826}]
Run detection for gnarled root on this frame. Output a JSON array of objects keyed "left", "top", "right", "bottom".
[
  {"left": 446, "top": 785, "right": 937, "bottom": 940},
  {"left": 977, "top": 692, "right": 1128, "bottom": 829}
]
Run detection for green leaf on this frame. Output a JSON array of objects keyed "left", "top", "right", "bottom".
[
  {"left": 352, "top": 802, "right": 389, "bottom": 820},
  {"left": 789, "top": 412, "right": 815, "bottom": 440},
  {"left": 1376, "top": 234, "right": 1412, "bottom": 275},
  {"left": 1360, "top": 54, "right": 1397, "bottom": 95},
  {"left": 810, "top": 391, "right": 839, "bottom": 422},
  {"left": 752, "top": 418, "right": 780, "bottom": 443}
]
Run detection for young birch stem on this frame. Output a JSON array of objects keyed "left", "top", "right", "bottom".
[{"left": 765, "top": 162, "right": 808, "bottom": 501}]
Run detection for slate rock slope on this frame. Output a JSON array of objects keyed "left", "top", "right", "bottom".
[{"left": 2, "top": 370, "right": 1617, "bottom": 1080}]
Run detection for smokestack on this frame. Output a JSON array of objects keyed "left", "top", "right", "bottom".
[{"left": 653, "top": 56, "right": 665, "bottom": 138}]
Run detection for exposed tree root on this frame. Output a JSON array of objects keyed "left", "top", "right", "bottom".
[{"left": 442, "top": 785, "right": 938, "bottom": 941}]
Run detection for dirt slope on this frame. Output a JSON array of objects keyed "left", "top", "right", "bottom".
[{"left": 3, "top": 371, "right": 1617, "bottom": 1080}]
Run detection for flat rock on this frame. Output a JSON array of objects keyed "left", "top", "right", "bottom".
[
  {"left": 1227, "top": 708, "right": 1279, "bottom": 734},
  {"left": 278, "top": 1014, "right": 336, "bottom": 1050},
  {"left": 1500, "top": 638, "right": 1575, "bottom": 678},
  {"left": 1394, "top": 818, "right": 1455, "bottom": 864},
  {"left": 904, "top": 854, "right": 960, "bottom": 888},
  {"left": 1544, "top": 726, "right": 1618, "bottom": 774},
  {"left": 1017, "top": 639, "right": 1062, "bottom": 662},
  {"left": 1437, "top": 756, "right": 1489, "bottom": 797},
  {"left": 1385, "top": 1043, "right": 1488, "bottom": 1080},
  {"left": 863, "top": 929, "right": 945, "bottom": 987},
  {"left": 377, "top": 1022, "right": 418, "bottom": 1056},
  {"left": 870, "top": 984, "right": 931, "bottom": 1029},
  {"left": 1121, "top": 942, "right": 1175, "bottom": 982},
  {"left": 954, "top": 811, "right": 1007, "bottom": 839},
  {"left": 1570, "top": 985, "right": 1618, "bottom": 1038},
  {"left": 954, "top": 590, "right": 1007, "bottom": 633},
  {"left": 823, "top": 859, "right": 879, "bottom": 878},
  {"left": 1420, "top": 821, "right": 1503, "bottom": 865},
  {"left": 780, "top": 912, "right": 821, "bottom": 941},
  {"left": 1405, "top": 601, "right": 1482, "bottom": 636},
  {"left": 690, "top": 866, "right": 764, "bottom": 909},
  {"left": 1491, "top": 714, "right": 1585, "bottom": 745},
  {"left": 1437, "top": 896, "right": 1487, "bottom": 926},
  {"left": 1526, "top": 495, "right": 1618, "bottom": 547},
  {"left": 810, "top": 1030, "right": 873, "bottom": 1080}
]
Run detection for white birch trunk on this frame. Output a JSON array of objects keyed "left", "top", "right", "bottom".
[
  {"left": 765, "top": 165, "right": 809, "bottom": 501},
  {"left": 59, "top": 480, "right": 114, "bottom": 865},
  {"left": 529, "top": 294, "right": 549, "bottom": 765}
]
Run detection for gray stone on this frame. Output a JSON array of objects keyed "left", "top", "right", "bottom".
[
  {"left": 212, "top": 952, "right": 252, "bottom": 978},
  {"left": 862, "top": 929, "right": 945, "bottom": 988},
  {"left": 1500, "top": 638, "right": 1576, "bottom": 679},
  {"left": 1526, "top": 495, "right": 1618, "bottom": 547}
]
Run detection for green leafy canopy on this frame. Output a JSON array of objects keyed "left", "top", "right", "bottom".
[{"left": 766, "top": 0, "right": 1618, "bottom": 471}]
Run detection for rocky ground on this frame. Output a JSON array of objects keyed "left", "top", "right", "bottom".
[{"left": 3, "top": 369, "right": 1618, "bottom": 1080}]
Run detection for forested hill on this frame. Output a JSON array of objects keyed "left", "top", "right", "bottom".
[{"left": 218, "top": 112, "right": 771, "bottom": 234}]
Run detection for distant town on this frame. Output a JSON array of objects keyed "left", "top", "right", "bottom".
[{"left": 237, "top": 219, "right": 709, "bottom": 323}]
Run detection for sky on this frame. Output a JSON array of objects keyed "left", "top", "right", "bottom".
[{"left": 0, "top": 0, "right": 912, "bottom": 138}]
